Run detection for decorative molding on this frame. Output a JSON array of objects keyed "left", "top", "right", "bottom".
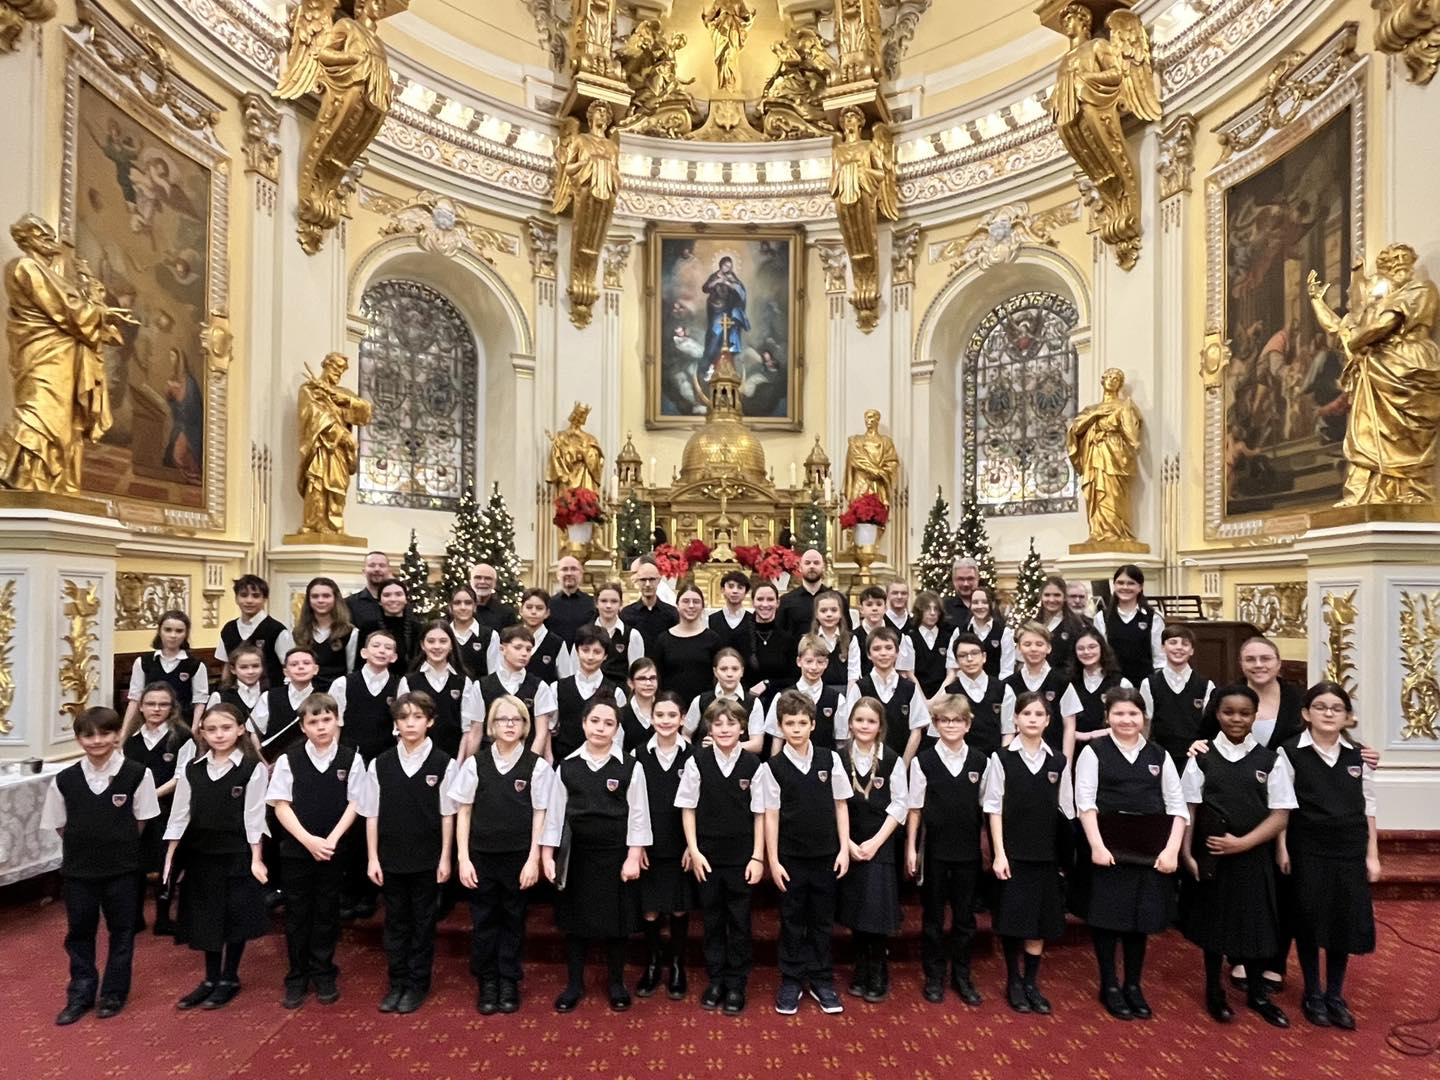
[
  {"left": 522, "top": 0, "right": 567, "bottom": 70},
  {"left": 0, "top": 0, "right": 54, "bottom": 54},
  {"left": 1398, "top": 590, "right": 1440, "bottom": 740},
  {"left": 1156, "top": 113, "right": 1196, "bottom": 199},
  {"left": 891, "top": 222, "right": 920, "bottom": 287},
  {"left": 881, "top": 0, "right": 932, "bottom": 80},
  {"left": 1374, "top": 0, "right": 1440, "bottom": 85},
  {"left": 240, "top": 91, "right": 280, "bottom": 182},
  {"left": 930, "top": 199, "right": 1081, "bottom": 276},
  {"left": 57, "top": 579, "right": 101, "bottom": 725},
  {"left": 601, "top": 235, "right": 633, "bottom": 290},
  {"left": 0, "top": 578, "right": 14, "bottom": 735},
  {"left": 114, "top": 573, "right": 189, "bottom": 632},
  {"left": 816, "top": 241, "right": 848, "bottom": 294},
  {"left": 358, "top": 187, "right": 519, "bottom": 262},
  {"left": 1235, "top": 582, "right": 1308, "bottom": 638},
  {"left": 1321, "top": 588, "right": 1358, "bottom": 697},
  {"left": 1198, "top": 327, "right": 1230, "bottom": 391},
  {"left": 525, "top": 216, "right": 558, "bottom": 279}
]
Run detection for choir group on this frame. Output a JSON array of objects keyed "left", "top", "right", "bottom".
[{"left": 45, "top": 547, "right": 1380, "bottom": 1034}]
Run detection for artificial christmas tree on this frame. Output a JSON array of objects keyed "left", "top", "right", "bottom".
[
  {"left": 480, "top": 482, "right": 525, "bottom": 608},
  {"left": 798, "top": 491, "right": 827, "bottom": 557},
  {"left": 1012, "top": 537, "right": 1046, "bottom": 623},
  {"left": 399, "top": 529, "right": 437, "bottom": 619},
  {"left": 615, "top": 493, "right": 652, "bottom": 563},
  {"left": 916, "top": 488, "right": 958, "bottom": 593},
  {"left": 954, "top": 493, "right": 997, "bottom": 589},
  {"left": 441, "top": 481, "right": 486, "bottom": 596}
]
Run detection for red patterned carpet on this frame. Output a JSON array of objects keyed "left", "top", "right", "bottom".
[{"left": 3, "top": 892, "right": 1437, "bottom": 1079}]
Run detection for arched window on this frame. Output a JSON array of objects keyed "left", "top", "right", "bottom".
[
  {"left": 963, "top": 291, "right": 1079, "bottom": 515},
  {"left": 356, "top": 279, "right": 478, "bottom": 509}
]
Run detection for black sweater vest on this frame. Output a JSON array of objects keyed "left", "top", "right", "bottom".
[
  {"left": 596, "top": 623, "right": 633, "bottom": 685},
  {"left": 525, "top": 630, "right": 566, "bottom": 682},
  {"left": 855, "top": 675, "right": 917, "bottom": 758},
  {"left": 280, "top": 744, "right": 357, "bottom": 858},
  {"left": 220, "top": 615, "right": 287, "bottom": 687},
  {"left": 1147, "top": 670, "right": 1209, "bottom": 764},
  {"left": 999, "top": 750, "right": 1067, "bottom": 862},
  {"left": 480, "top": 671, "right": 543, "bottom": 720},
  {"left": 708, "top": 609, "right": 754, "bottom": 670},
  {"left": 57, "top": 759, "right": 146, "bottom": 878},
  {"left": 843, "top": 749, "right": 900, "bottom": 860},
  {"left": 185, "top": 757, "right": 259, "bottom": 856},
  {"left": 1005, "top": 668, "right": 1071, "bottom": 755},
  {"left": 451, "top": 627, "right": 490, "bottom": 682},
  {"left": 768, "top": 750, "right": 841, "bottom": 861},
  {"left": 468, "top": 748, "right": 540, "bottom": 856},
  {"left": 916, "top": 747, "right": 986, "bottom": 860},
  {"left": 969, "top": 618, "right": 1008, "bottom": 679},
  {"left": 639, "top": 743, "right": 690, "bottom": 858},
  {"left": 215, "top": 687, "right": 258, "bottom": 724},
  {"left": 375, "top": 744, "right": 450, "bottom": 873},
  {"left": 695, "top": 748, "right": 760, "bottom": 866},
  {"left": 140, "top": 653, "right": 203, "bottom": 715},
  {"left": 337, "top": 670, "right": 400, "bottom": 762},
  {"left": 1073, "top": 671, "right": 1124, "bottom": 734},
  {"left": 553, "top": 676, "right": 620, "bottom": 763},
  {"left": 944, "top": 676, "right": 1005, "bottom": 757},
  {"left": 558, "top": 754, "right": 632, "bottom": 850},
  {"left": 1283, "top": 738, "right": 1369, "bottom": 857},
  {"left": 123, "top": 726, "right": 187, "bottom": 793},
  {"left": 1102, "top": 605, "right": 1157, "bottom": 686},
  {"left": 820, "top": 636, "right": 850, "bottom": 688},
  {"left": 409, "top": 669, "right": 467, "bottom": 760},
  {"left": 1193, "top": 744, "right": 1276, "bottom": 842},
  {"left": 800, "top": 685, "right": 847, "bottom": 752},
  {"left": 692, "top": 690, "right": 756, "bottom": 739},
  {"left": 907, "top": 627, "right": 950, "bottom": 696},
  {"left": 1091, "top": 737, "right": 1166, "bottom": 815},
  {"left": 306, "top": 628, "right": 355, "bottom": 685},
  {"left": 259, "top": 687, "right": 306, "bottom": 763}
]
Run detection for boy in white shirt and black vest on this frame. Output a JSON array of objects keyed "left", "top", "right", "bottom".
[
  {"left": 330, "top": 629, "right": 401, "bottom": 765},
  {"left": 478, "top": 626, "right": 558, "bottom": 756},
  {"left": 215, "top": 574, "right": 292, "bottom": 689},
  {"left": 252, "top": 648, "right": 320, "bottom": 764},
  {"left": 762, "top": 635, "right": 850, "bottom": 758},
  {"left": 853, "top": 626, "right": 929, "bottom": 762},
  {"left": 546, "top": 625, "right": 626, "bottom": 764},
  {"left": 942, "top": 632, "right": 1013, "bottom": 758},
  {"left": 1139, "top": 624, "right": 1215, "bottom": 767}
]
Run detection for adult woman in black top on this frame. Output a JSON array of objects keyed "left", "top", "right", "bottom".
[
  {"left": 1198, "top": 637, "right": 1303, "bottom": 750},
  {"left": 651, "top": 583, "right": 721, "bottom": 710},
  {"left": 746, "top": 580, "right": 795, "bottom": 711},
  {"left": 367, "top": 579, "right": 423, "bottom": 675}
]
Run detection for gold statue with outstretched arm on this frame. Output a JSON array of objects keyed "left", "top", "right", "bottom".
[
  {"left": 546, "top": 402, "right": 604, "bottom": 493},
  {"left": 296, "top": 351, "right": 372, "bottom": 535},
  {"left": 1067, "top": 367, "right": 1144, "bottom": 543}
]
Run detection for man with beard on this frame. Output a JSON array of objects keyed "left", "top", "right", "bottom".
[
  {"left": 941, "top": 558, "right": 980, "bottom": 629},
  {"left": 546, "top": 555, "right": 597, "bottom": 646},
  {"left": 345, "top": 550, "right": 394, "bottom": 630},
  {"left": 620, "top": 555, "right": 679, "bottom": 652},
  {"left": 468, "top": 562, "right": 518, "bottom": 636},
  {"left": 778, "top": 548, "right": 852, "bottom": 638}
]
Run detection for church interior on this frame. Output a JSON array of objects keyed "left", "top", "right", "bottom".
[{"left": 2, "top": 0, "right": 1440, "bottom": 1070}]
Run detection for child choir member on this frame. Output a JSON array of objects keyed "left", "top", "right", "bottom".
[
  {"left": 635, "top": 692, "right": 693, "bottom": 1000},
  {"left": 1092, "top": 565, "right": 1164, "bottom": 687},
  {"left": 215, "top": 574, "right": 292, "bottom": 688},
  {"left": 291, "top": 577, "right": 358, "bottom": 685},
  {"left": 125, "top": 610, "right": 207, "bottom": 729},
  {"left": 121, "top": 682, "right": 192, "bottom": 936}
]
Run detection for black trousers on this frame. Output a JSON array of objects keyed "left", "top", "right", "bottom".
[
  {"left": 381, "top": 870, "right": 439, "bottom": 993},
  {"left": 468, "top": 850, "right": 528, "bottom": 983},
  {"left": 281, "top": 856, "right": 344, "bottom": 992},
  {"left": 64, "top": 873, "right": 140, "bottom": 1004},
  {"left": 777, "top": 855, "right": 837, "bottom": 985},
  {"left": 697, "top": 863, "right": 753, "bottom": 991},
  {"left": 921, "top": 857, "right": 979, "bottom": 981}
]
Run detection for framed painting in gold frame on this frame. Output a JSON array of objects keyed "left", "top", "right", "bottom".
[{"left": 645, "top": 224, "right": 804, "bottom": 431}]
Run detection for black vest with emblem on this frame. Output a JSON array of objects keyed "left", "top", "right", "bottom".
[
  {"left": 1283, "top": 737, "right": 1369, "bottom": 858},
  {"left": 820, "top": 635, "right": 850, "bottom": 687},
  {"left": 559, "top": 753, "right": 632, "bottom": 850},
  {"left": 1147, "top": 669, "right": 1209, "bottom": 765},
  {"left": 553, "top": 676, "right": 620, "bottom": 763},
  {"left": 695, "top": 748, "right": 760, "bottom": 866},
  {"left": 1073, "top": 671, "right": 1124, "bottom": 734},
  {"left": 944, "top": 676, "right": 1005, "bottom": 757},
  {"left": 708, "top": 609, "right": 754, "bottom": 670},
  {"left": 1005, "top": 668, "right": 1071, "bottom": 756},
  {"left": 969, "top": 618, "right": 1009, "bottom": 679},
  {"left": 916, "top": 747, "right": 986, "bottom": 860},
  {"left": 1195, "top": 744, "right": 1276, "bottom": 842},
  {"left": 691, "top": 690, "right": 757, "bottom": 740},
  {"left": 220, "top": 615, "right": 288, "bottom": 687},
  {"left": 468, "top": 747, "right": 541, "bottom": 856},
  {"left": 639, "top": 742, "right": 691, "bottom": 859},
  {"left": 620, "top": 702, "right": 652, "bottom": 753},
  {"left": 258, "top": 687, "right": 306, "bottom": 763},
  {"left": 451, "top": 626, "right": 490, "bottom": 682},
  {"left": 57, "top": 759, "right": 146, "bottom": 878},
  {"left": 409, "top": 669, "right": 467, "bottom": 761},
  {"left": 337, "top": 669, "right": 400, "bottom": 763},
  {"left": 185, "top": 756, "right": 259, "bottom": 856},
  {"left": 280, "top": 744, "right": 357, "bottom": 858},
  {"left": 479, "top": 671, "right": 542, "bottom": 721},
  {"left": 596, "top": 623, "right": 632, "bottom": 685},
  {"left": 308, "top": 628, "right": 355, "bottom": 685},
  {"left": 140, "top": 653, "right": 204, "bottom": 716},
  {"left": 843, "top": 749, "right": 900, "bottom": 863},
  {"left": 375, "top": 744, "right": 450, "bottom": 873},
  {"left": 525, "top": 630, "right": 566, "bottom": 682},
  {"left": 123, "top": 725, "right": 188, "bottom": 794},
  {"left": 768, "top": 749, "right": 842, "bottom": 860},
  {"left": 907, "top": 627, "right": 950, "bottom": 697},
  {"left": 856, "top": 674, "right": 917, "bottom": 758},
  {"left": 803, "top": 685, "right": 846, "bottom": 752},
  {"left": 1091, "top": 736, "right": 1166, "bottom": 816},
  {"left": 1102, "top": 604, "right": 1157, "bottom": 686},
  {"left": 1000, "top": 749, "right": 1067, "bottom": 862},
  {"left": 216, "top": 687, "right": 258, "bottom": 725}
]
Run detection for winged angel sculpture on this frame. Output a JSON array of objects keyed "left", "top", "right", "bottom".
[
  {"left": 274, "top": 0, "right": 396, "bottom": 255},
  {"left": 1049, "top": 3, "right": 1161, "bottom": 270},
  {"left": 552, "top": 101, "right": 620, "bottom": 328},
  {"left": 830, "top": 106, "right": 899, "bottom": 331}
]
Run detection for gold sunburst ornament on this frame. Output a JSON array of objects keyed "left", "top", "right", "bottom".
[
  {"left": 1398, "top": 590, "right": 1440, "bottom": 740},
  {"left": 58, "top": 579, "right": 101, "bottom": 724}
]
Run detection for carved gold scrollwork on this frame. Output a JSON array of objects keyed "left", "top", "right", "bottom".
[
  {"left": 1398, "top": 590, "right": 1440, "bottom": 739},
  {"left": 115, "top": 573, "right": 189, "bottom": 632},
  {"left": 1235, "top": 583, "right": 1309, "bottom": 639},
  {"left": 1321, "top": 588, "right": 1359, "bottom": 697},
  {"left": 1374, "top": 0, "right": 1440, "bottom": 85},
  {"left": 758, "top": 26, "right": 835, "bottom": 140},
  {"left": 58, "top": 579, "right": 101, "bottom": 723},
  {"left": 359, "top": 188, "right": 519, "bottom": 263},
  {"left": 0, "top": 0, "right": 53, "bottom": 53},
  {"left": 0, "top": 579, "right": 15, "bottom": 735},
  {"left": 78, "top": 1, "right": 220, "bottom": 131},
  {"left": 932, "top": 200, "right": 1081, "bottom": 277}
]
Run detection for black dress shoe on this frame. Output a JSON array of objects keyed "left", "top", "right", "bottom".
[
  {"left": 314, "top": 983, "right": 340, "bottom": 1005},
  {"left": 55, "top": 1000, "right": 92, "bottom": 1026},
  {"left": 1006, "top": 978, "right": 1032, "bottom": 1013},
  {"left": 554, "top": 985, "right": 584, "bottom": 1013},
  {"left": 1206, "top": 990, "right": 1234, "bottom": 1023},
  {"left": 1301, "top": 994, "right": 1331, "bottom": 1027},
  {"left": 378, "top": 987, "right": 404, "bottom": 1013},
  {"left": 667, "top": 957, "right": 687, "bottom": 1000},
  {"left": 952, "top": 974, "right": 983, "bottom": 1006},
  {"left": 178, "top": 981, "right": 216, "bottom": 1010},
  {"left": 1101, "top": 987, "right": 1133, "bottom": 1020},
  {"left": 862, "top": 973, "right": 888, "bottom": 1005},
  {"left": 202, "top": 981, "right": 240, "bottom": 1010},
  {"left": 700, "top": 983, "right": 724, "bottom": 1011},
  {"left": 1325, "top": 996, "right": 1356, "bottom": 1030},
  {"left": 922, "top": 978, "right": 945, "bottom": 1004},
  {"left": 1024, "top": 983, "right": 1052, "bottom": 1015},
  {"left": 1247, "top": 996, "right": 1289, "bottom": 1028},
  {"left": 497, "top": 980, "right": 520, "bottom": 1014},
  {"left": 283, "top": 986, "right": 307, "bottom": 1010},
  {"left": 96, "top": 996, "right": 125, "bottom": 1019},
  {"left": 353, "top": 898, "right": 377, "bottom": 919},
  {"left": 477, "top": 979, "right": 499, "bottom": 1015},
  {"left": 396, "top": 989, "right": 426, "bottom": 1014},
  {"left": 1228, "top": 971, "right": 1249, "bottom": 992},
  {"left": 608, "top": 984, "right": 632, "bottom": 1012},
  {"left": 636, "top": 955, "right": 662, "bottom": 998},
  {"left": 1122, "top": 984, "right": 1152, "bottom": 1020},
  {"left": 722, "top": 988, "right": 746, "bottom": 1015}
]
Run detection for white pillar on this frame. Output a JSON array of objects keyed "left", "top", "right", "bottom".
[
  {"left": 816, "top": 240, "right": 850, "bottom": 482},
  {"left": 1384, "top": 55, "right": 1440, "bottom": 269},
  {"left": 889, "top": 224, "right": 920, "bottom": 572},
  {"left": 527, "top": 218, "right": 560, "bottom": 575}
]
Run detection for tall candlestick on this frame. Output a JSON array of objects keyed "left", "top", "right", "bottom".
[
  {"left": 824, "top": 477, "right": 832, "bottom": 503},
  {"left": 648, "top": 457, "right": 657, "bottom": 487},
  {"left": 789, "top": 462, "right": 797, "bottom": 488}
]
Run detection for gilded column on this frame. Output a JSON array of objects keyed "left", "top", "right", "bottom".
[{"left": 242, "top": 93, "right": 283, "bottom": 557}]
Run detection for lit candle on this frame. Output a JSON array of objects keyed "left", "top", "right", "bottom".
[
  {"left": 824, "top": 477, "right": 832, "bottom": 503},
  {"left": 609, "top": 474, "right": 618, "bottom": 502},
  {"left": 648, "top": 457, "right": 657, "bottom": 486},
  {"left": 789, "top": 462, "right": 797, "bottom": 488}
]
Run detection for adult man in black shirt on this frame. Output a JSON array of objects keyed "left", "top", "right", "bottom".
[
  {"left": 620, "top": 555, "right": 678, "bottom": 653},
  {"left": 345, "top": 550, "right": 393, "bottom": 629},
  {"left": 546, "top": 555, "right": 596, "bottom": 645},
  {"left": 778, "top": 548, "right": 851, "bottom": 638},
  {"left": 468, "top": 562, "right": 518, "bottom": 636},
  {"left": 941, "top": 557, "right": 980, "bottom": 629}
]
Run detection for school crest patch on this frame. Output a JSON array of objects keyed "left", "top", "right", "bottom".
[
  {"left": 1147, "top": 764, "right": 1161, "bottom": 776},
  {"left": 425, "top": 774, "right": 439, "bottom": 787},
  {"left": 336, "top": 769, "right": 347, "bottom": 782},
  {"left": 230, "top": 785, "right": 244, "bottom": 798},
  {"left": 1047, "top": 771, "right": 1060, "bottom": 784},
  {"left": 162, "top": 753, "right": 175, "bottom": 762},
  {"left": 542, "top": 655, "right": 553, "bottom": 665},
  {"left": 386, "top": 696, "right": 396, "bottom": 706},
  {"left": 255, "top": 639, "right": 267, "bottom": 650},
  {"left": 874, "top": 776, "right": 886, "bottom": 789},
  {"left": 1192, "top": 698, "right": 1205, "bottom": 709},
  {"left": 1045, "top": 690, "right": 1056, "bottom": 701},
  {"left": 967, "top": 771, "right": 980, "bottom": 783},
  {"left": 1347, "top": 765, "right": 1362, "bottom": 779},
  {"left": 900, "top": 703, "right": 910, "bottom": 715},
  {"left": 112, "top": 793, "right": 128, "bottom": 807},
  {"left": 178, "top": 672, "right": 191, "bottom": 682},
  {"left": 738, "top": 778, "right": 750, "bottom": 791},
  {"left": 514, "top": 779, "right": 528, "bottom": 793},
  {"left": 822, "top": 707, "right": 834, "bottom": 717},
  {"left": 818, "top": 770, "right": 829, "bottom": 782},
  {"left": 450, "top": 688, "right": 462, "bottom": 699},
  {"left": 1255, "top": 770, "right": 1268, "bottom": 783},
  {"left": 1138, "top": 621, "right": 1149, "bottom": 630},
  {"left": 606, "top": 778, "right": 621, "bottom": 792}
]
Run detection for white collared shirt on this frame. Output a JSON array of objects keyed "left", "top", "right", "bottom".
[
  {"left": 492, "top": 665, "right": 559, "bottom": 720},
  {"left": 206, "top": 682, "right": 263, "bottom": 713},
  {"left": 163, "top": 749, "right": 269, "bottom": 843},
  {"left": 753, "top": 743, "right": 853, "bottom": 809},
  {"left": 445, "top": 744, "right": 553, "bottom": 810},
  {"left": 645, "top": 733, "right": 688, "bottom": 771},
  {"left": 1180, "top": 732, "right": 1297, "bottom": 808},
  {"left": 489, "top": 625, "right": 575, "bottom": 679},
  {"left": 1074, "top": 734, "right": 1189, "bottom": 819},
  {"left": 357, "top": 737, "right": 459, "bottom": 817},
  {"left": 1080, "top": 670, "right": 1132, "bottom": 693},
  {"left": 41, "top": 751, "right": 162, "bottom": 829},
  {"left": 980, "top": 740, "right": 1076, "bottom": 819},
  {"left": 683, "top": 685, "right": 765, "bottom": 736},
  {"left": 327, "top": 665, "right": 394, "bottom": 722},
  {"left": 907, "top": 740, "right": 984, "bottom": 809},
  {"left": 846, "top": 745, "right": 910, "bottom": 824},
  {"left": 1139, "top": 664, "right": 1215, "bottom": 719},
  {"left": 576, "top": 618, "right": 644, "bottom": 670},
  {"left": 266, "top": 740, "right": 368, "bottom": 804},
  {"left": 128, "top": 650, "right": 208, "bottom": 701},
  {"left": 815, "top": 629, "right": 862, "bottom": 685},
  {"left": 548, "top": 670, "right": 627, "bottom": 733},
  {"left": 853, "top": 669, "right": 931, "bottom": 732},
  {"left": 674, "top": 744, "right": 755, "bottom": 808},
  {"left": 539, "top": 746, "right": 652, "bottom": 847},
  {"left": 214, "top": 613, "right": 295, "bottom": 665},
  {"left": 249, "top": 681, "right": 315, "bottom": 735},
  {"left": 762, "top": 677, "right": 852, "bottom": 738},
  {"left": 1274, "top": 731, "right": 1376, "bottom": 817},
  {"left": 999, "top": 664, "right": 1082, "bottom": 734}
]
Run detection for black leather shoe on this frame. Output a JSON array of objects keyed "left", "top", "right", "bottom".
[
  {"left": 1122, "top": 984, "right": 1152, "bottom": 1020},
  {"left": 722, "top": 987, "right": 746, "bottom": 1015},
  {"left": 667, "top": 957, "right": 687, "bottom": 1000},
  {"left": 1024, "top": 983, "right": 1052, "bottom": 1015},
  {"left": 636, "top": 955, "right": 662, "bottom": 998},
  {"left": 314, "top": 983, "right": 340, "bottom": 1005},
  {"left": 96, "top": 996, "right": 125, "bottom": 1019},
  {"left": 554, "top": 985, "right": 584, "bottom": 1013},
  {"left": 202, "top": 981, "right": 240, "bottom": 1010},
  {"left": 1301, "top": 994, "right": 1331, "bottom": 1027},
  {"left": 283, "top": 985, "right": 307, "bottom": 1010},
  {"left": 922, "top": 977, "right": 945, "bottom": 1004},
  {"left": 1248, "top": 996, "right": 1290, "bottom": 1028},
  {"left": 1006, "top": 978, "right": 1031, "bottom": 1013},
  {"left": 1206, "top": 989, "right": 1233, "bottom": 1023},
  {"left": 952, "top": 974, "right": 983, "bottom": 1007},
  {"left": 497, "top": 980, "right": 520, "bottom": 1014},
  {"left": 178, "top": 981, "right": 216, "bottom": 1010},
  {"left": 608, "top": 983, "right": 632, "bottom": 1012},
  {"left": 1325, "top": 996, "right": 1356, "bottom": 1030},
  {"left": 55, "top": 1000, "right": 92, "bottom": 1026},
  {"left": 477, "top": 979, "right": 499, "bottom": 1015},
  {"left": 1101, "top": 987, "right": 1133, "bottom": 1020},
  {"left": 700, "top": 983, "right": 724, "bottom": 1011},
  {"left": 378, "top": 987, "right": 403, "bottom": 1013},
  {"left": 396, "top": 989, "right": 426, "bottom": 1014}
]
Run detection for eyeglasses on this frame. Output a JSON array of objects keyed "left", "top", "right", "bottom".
[
  {"left": 632, "top": 673, "right": 658, "bottom": 681},
  {"left": 1307, "top": 703, "right": 1348, "bottom": 715},
  {"left": 955, "top": 649, "right": 983, "bottom": 659}
]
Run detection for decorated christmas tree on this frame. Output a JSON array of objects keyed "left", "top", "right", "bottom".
[
  {"left": 954, "top": 492, "right": 997, "bottom": 589},
  {"left": 399, "top": 529, "right": 437, "bottom": 619},
  {"left": 916, "top": 487, "right": 958, "bottom": 593},
  {"left": 614, "top": 492, "right": 652, "bottom": 563},
  {"left": 798, "top": 491, "right": 828, "bottom": 557},
  {"left": 1012, "top": 536, "right": 1046, "bottom": 623},
  {"left": 480, "top": 482, "right": 525, "bottom": 608},
  {"left": 441, "top": 481, "right": 486, "bottom": 596}
]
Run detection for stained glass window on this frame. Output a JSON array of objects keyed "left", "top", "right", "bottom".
[
  {"left": 356, "top": 279, "right": 478, "bottom": 509},
  {"left": 963, "top": 291, "right": 1079, "bottom": 516}
]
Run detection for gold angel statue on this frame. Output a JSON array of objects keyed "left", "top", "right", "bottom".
[
  {"left": 759, "top": 26, "right": 835, "bottom": 139},
  {"left": 553, "top": 100, "right": 620, "bottom": 327},
  {"left": 274, "top": 0, "right": 396, "bottom": 255},
  {"left": 1049, "top": 3, "right": 1161, "bottom": 270},
  {"left": 616, "top": 18, "right": 698, "bottom": 137},
  {"left": 1066, "top": 367, "right": 1145, "bottom": 545},
  {"left": 1308, "top": 244, "right": 1440, "bottom": 506},
  {"left": 830, "top": 107, "right": 899, "bottom": 331},
  {"left": 546, "top": 402, "right": 604, "bottom": 493},
  {"left": 296, "top": 352, "right": 373, "bottom": 535},
  {"left": 702, "top": 0, "right": 754, "bottom": 92},
  {"left": 1, "top": 215, "right": 131, "bottom": 495},
  {"left": 843, "top": 409, "right": 900, "bottom": 506}
]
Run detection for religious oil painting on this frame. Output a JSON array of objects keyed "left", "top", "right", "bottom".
[
  {"left": 646, "top": 225, "right": 803, "bottom": 430},
  {"left": 1221, "top": 108, "right": 1353, "bottom": 520},
  {"left": 64, "top": 72, "right": 223, "bottom": 523}
]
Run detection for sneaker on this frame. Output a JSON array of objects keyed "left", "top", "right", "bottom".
[
  {"left": 809, "top": 983, "right": 844, "bottom": 1015},
  {"left": 774, "top": 979, "right": 802, "bottom": 1015}
]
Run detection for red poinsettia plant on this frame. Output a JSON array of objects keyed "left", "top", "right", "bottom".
[
  {"left": 553, "top": 486, "right": 605, "bottom": 528},
  {"left": 652, "top": 543, "right": 689, "bottom": 578},
  {"left": 840, "top": 493, "right": 890, "bottom": 529},
  {"left": 684, "top": 538, "right": 713, "bottom": 565},
  {"left": 735, "top": 544, "right": 800, "bottom": 582}
]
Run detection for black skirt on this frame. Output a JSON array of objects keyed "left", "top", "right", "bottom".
[
  {"left": 1180, "top": 846, "right": 1279, "bottom": 957},
  {"left": 555, "top": 845, "right": 640, "bottom": 939},
  {"left": 138, "top": 806, "right": 171, "bottom": 875},
  {"left": 1290, "top": 851, "right": 1375, "bottom": 955},
  {"left": 640, "top": 853, "right": 696, "bottom": 915},
  {"left": 178, "top": 851, "right": 270, "bottom": 952},
  {"left": 993, "top": 860, "right": 1066, "bottom": 941},
  {"left": 1087, "top": 862, "right": 1174, "bottom": 934},
  {"left": 839, "top": 853, "right": 901, "bottom": 935}
]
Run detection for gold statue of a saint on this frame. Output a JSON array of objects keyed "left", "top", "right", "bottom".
[
  {"left": 1, "top": 214, "right": 129, "bottom": 494},
  {"left": 1308, "top": 244, "right": 1440, "bottom": 506},
  {"left": 702, "top": 0, "right": 754, "bottom": 92},
  {"left": 295, "top": 351, "right": 372, "bottom": 536},
  {"left": 616, "top": 18, "right": 698, "bottom": 137},
  {"left": 1066, "top": 367, "right": 1145, "bottom": 545},
  {"left": 552, "top": 100, "right": 620, "bottom": 327},
  {"left": 843, "top": 408, "right": 900, "bottom": 506},
  {"left": 830, "top": 106, "right": 899, "bottom": 331},
  {"left": 759, "top": 26, "right": 835, "bottom": 139},
  {"left": 547, "top": 402, "right": 605, "bottom": 493}
]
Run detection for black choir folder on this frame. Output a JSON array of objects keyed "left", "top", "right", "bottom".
[{"left": 1097, "top": 812, "right": 1172, "bottom": 866}]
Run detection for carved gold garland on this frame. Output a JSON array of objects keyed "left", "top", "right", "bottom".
[
  {"left": 115, "top": 573, "right": 189, "bottom": 633},
  {"left": 0, "top": 579, "right": 15, "bottom": 735},
  {"left": 1398, "top": 590, "right": 1440, "bottom": 739},
  {"left": 1235, "top": 583, "right": 1308, "bottom": 639},
  {"left": 58, "top": 579, "right": 101, "bottom": 724},
  {"left": 1321, "top": 588, "right": 1359, "bottom": 697}
]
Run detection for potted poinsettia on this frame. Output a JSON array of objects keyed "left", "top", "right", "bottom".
[
  {"left": 553, "top": 486, "right": 605, "bottom": 548},
  {"left": 684, "top": 538, "right": 713, "bottom": 566},
  {"left": 840, "top": 493, "right": 890, "bottom": 547},
  {"left": 652, "top": 542, "right": 689, "bottom": 580},
  {"left": 736, "top": 543, "right": 799, "bottom": 586}
]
